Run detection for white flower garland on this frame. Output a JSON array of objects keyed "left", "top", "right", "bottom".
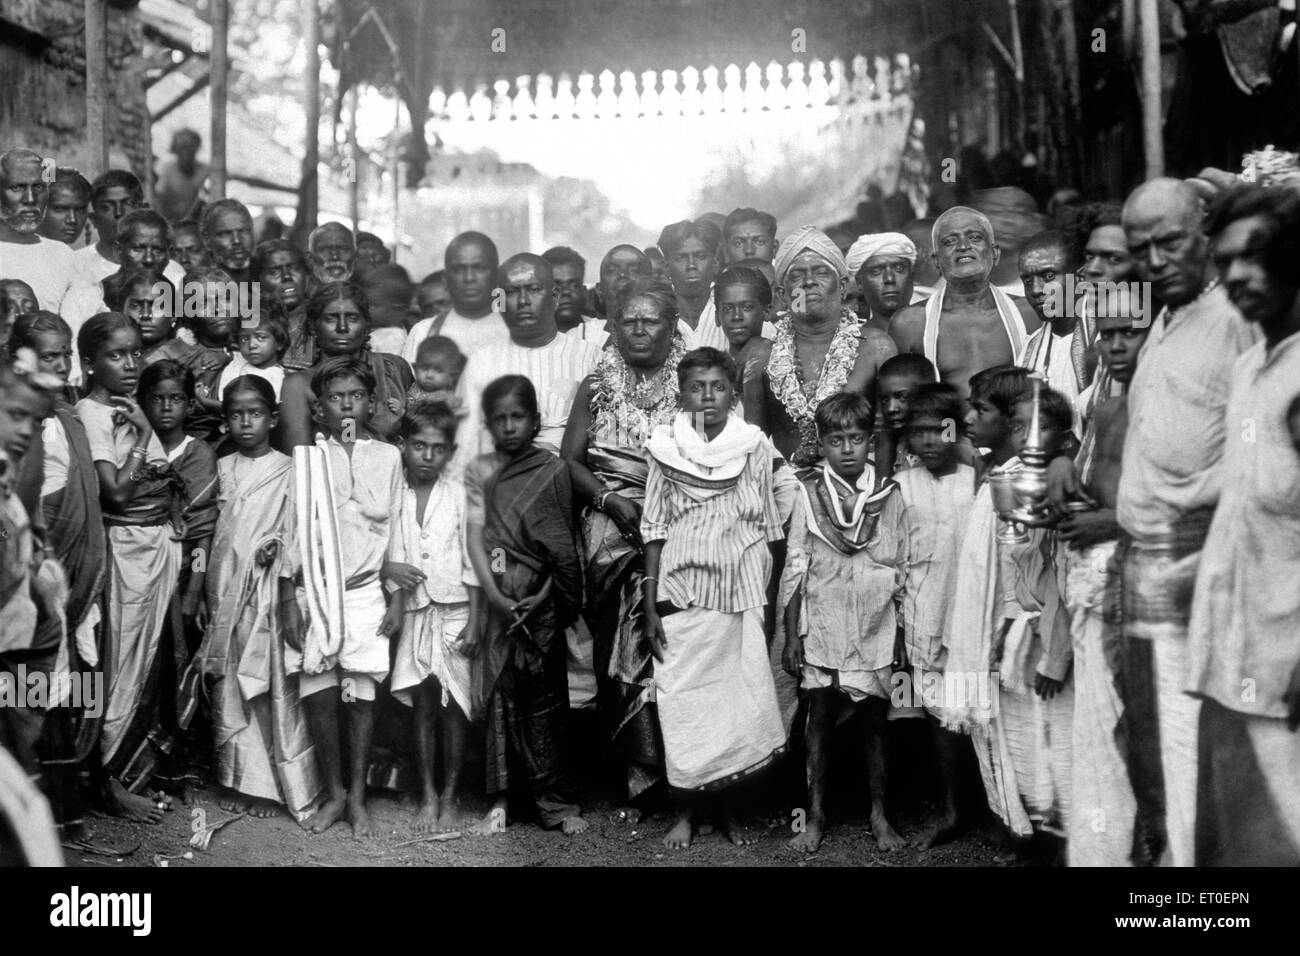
[
  {"left": 589, "top": 335, "right": 687, "bottom": 448},
  {"left": 767, "top": 309, "right": 860, "bottom": 465}
]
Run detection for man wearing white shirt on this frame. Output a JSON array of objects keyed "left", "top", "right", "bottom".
[
  {"left": 453, "top": 253, "right": 600, "bottom": 471},
  {"left": 0, "top": 148, "right": 96, "bottom": 322},
  {"left": 403, "top": 231, "right": 509, "bottom": 364},
  {"left": 659, "top": 218, "right": 725, "bottom": 349}
]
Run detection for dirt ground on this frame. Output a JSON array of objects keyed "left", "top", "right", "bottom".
[{"left": 64, "top": 715, "right": 1029, "bottom": 868}]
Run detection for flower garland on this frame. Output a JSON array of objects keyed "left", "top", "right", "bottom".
[
  {"left": 588, "top": 334, "right": 688, "bottom": 448},
  {"left": 767, "top": 308, "right": 861, "bottom": 465}
]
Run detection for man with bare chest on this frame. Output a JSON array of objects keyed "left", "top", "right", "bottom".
[
  {"left": 745, "top": 226, "right": 897, "bottom": 468},
  {"left": 889, "top": 207, "right": 1040, "bottom": 401}
]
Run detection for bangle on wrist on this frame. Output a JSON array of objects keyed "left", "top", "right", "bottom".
[
  {"left": 595, "top": 490, "right": 615, "bottom": 511},
  {"left": 642, "top": 575, "right": 658, "bottom": 585}
]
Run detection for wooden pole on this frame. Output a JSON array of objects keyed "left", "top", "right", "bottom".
[
  {"left": 301, "top": 0, "right": 321, "bottom": 235},
  {"left": 1138, "top": 0, "right": 1164, "bottom": 178},
  {"left": 391, "top": 97, "right": 401, "bottom": 263},
  {"left": 84, "top": 0, "right": 109, "bottom": 177},
  {"left": 210, "top": 0, "right": 229, "bottom": 199},
  {"left": 1007, "top": 0, "right": 1027, "bottom": 147},
  {"left": 347, "top": 87, "right": 360, "bottom": 233}
]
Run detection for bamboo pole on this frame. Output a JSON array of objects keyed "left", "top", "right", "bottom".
[
  {"left": 210, "top": 0, "right": 229, "bottom": 199},
  {"left": 1138, "top": 0, "right": 1164, "bottom": 177},
  {"left": 84, "top": 0, "right": 109, "bottom": 177},
  {"left": 348, "top": 86, "right": 360, "bottom": 233}
]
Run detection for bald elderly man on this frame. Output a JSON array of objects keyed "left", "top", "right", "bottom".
[
  {"left": 746, "top": 225, "right": 897, "bottom": 468},
  {"left": 889, "top": 206, "right": 1040, "bottom": 400}
]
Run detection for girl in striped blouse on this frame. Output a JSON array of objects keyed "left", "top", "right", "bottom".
[{"left": 642, "top": 347, "right": 786, "bottom": 850}]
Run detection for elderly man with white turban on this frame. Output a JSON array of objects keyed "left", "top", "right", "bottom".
[
  {"left": 888, "top": 206, "right": 1040, "bottom": 401},
  {"left": 744, "top": 225, "right": 898, "bottom": 469},
  {"left": 846, "top": 232, "right": 923, "bottom": 330}
]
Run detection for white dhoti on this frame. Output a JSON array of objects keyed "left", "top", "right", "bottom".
[
  {"left": 1153, "top": 630, "right": 1199, "bottom": 867},
  {"left": 288, "top": 581, "right": 391, "bottom": 700},
  {"left": 1065, "top": 543, "right": 1135, "bottom": 866},
  {"left": 390, "top": 600, "right": 472, "bottom": 714},
  {"left": 654, "top": 606, "right": 785, "bottom": 791}
]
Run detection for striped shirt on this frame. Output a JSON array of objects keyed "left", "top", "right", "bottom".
[
  {"left": 453, "top": 329, "right": 601, "bottom": 470},
  {"left": 641, "top": 444, "right": 783, "bottom": 613}
]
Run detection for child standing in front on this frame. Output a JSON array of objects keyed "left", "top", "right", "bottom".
[
  {"left": 894, "top": 382, "right": 977, "bottom": 848},
  {"left": 780, "top": 392, "right": 908, "bottom": 853},
  {"left": 385, "top": 403, "right": 478, "bottom": 833},
  {"left": 463, "top": 375, "right": 588, "bottom": 836},
  {"left": 642, "top": 347, "right": 786, "bottom": 850},
  {"left": 279, "top": 356, "right": 406, "bottom": 838},
  {"left": 197, "top": 375, "right": 321, "bottom": 821}
]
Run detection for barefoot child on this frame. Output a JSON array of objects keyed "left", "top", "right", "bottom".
[
  {"left": 280, "top": 356, "right": 405, "bottom": 837},
  {"left": 197, "top": 375, "right": 322, "bottom": 821},
  {"left": 893, "top": 382, "right": 977, "bottom": 848},
  {"left": 780, "top": 392, "right": 908, "bottom": 853},
  {"left": 386, "top": 404, "right": 478, "bottom": 833},
  {"left": 1054, "top": 304, "right": 1147, "bottom": 866},
  {"left": 464, "top": 375, "right": 588, "bottom": 836},
  {"left": 75, "top": 313, "right": 181, "bottom": 822},
  {"left": 642, "top": 348, "right": 786, "bottom": 849}
]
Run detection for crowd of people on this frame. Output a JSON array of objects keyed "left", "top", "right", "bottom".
[{"left": 0, "top": 139, "right": 1297, "bottom": 868}]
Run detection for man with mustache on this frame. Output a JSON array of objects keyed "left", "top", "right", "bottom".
[
  {"left": 201, "top": 198, "right": 255, "bottom": 284},
  {"left": 308, "top": 222, "right": 357, "bottom": 285},
  {"left": 402, "top": 231, "right": 508, "bottom": 365},
  {"left": 1015, "top": 230, "right": 1096, "bottom": 423},
  {"left": 0, "top": 148, "right": 98, "bottom": 323},
  {"left": 890, "top": 206, "right": 1040, "bottom": 402},
  {"left": 452, "top": 253, "right": 600, "bottom": 470},
  {"left": 1187, "top": 185, "right": 1300, "bottom": 866}
]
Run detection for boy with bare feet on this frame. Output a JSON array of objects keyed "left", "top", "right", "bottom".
[
  {"left": 894, "top": 383, "right": 977, "bottom": 847},
  {"left": 386, "top": 404, "right": 477, "bottom": 834},
  {"left": 280, "top": 358, "right": 405, "bottom": 838},
  {"left": 781, "top": 393, "right": 908, "bottom": 853}
]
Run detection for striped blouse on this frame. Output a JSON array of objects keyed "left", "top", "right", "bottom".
[{"left": 641, "top": 444, "right": 784, "bottom": 613}]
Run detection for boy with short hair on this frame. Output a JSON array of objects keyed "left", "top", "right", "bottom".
[
  {"left": 385, "top": 404, "right": 478, "bottom": 833},
  {"left": 876, "top": 353, "right": 938, "bottom": 473},
  {"left": 280, "top": 356, "right": 406, "bottom": 838},
  {"left": 781, "top": 392, "right": 908, "bottom": 853},
  {"left": 893, "top": 382, "right": 977, "bottom": 847},
  {"left": 713, "top": 265, "right": 774, "bottom": 391},
  {"left": 1054, "top": 304, "right": 1148, "bottom": 866}
]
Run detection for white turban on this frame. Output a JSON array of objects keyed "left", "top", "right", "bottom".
[
  {"left": 845, "top": 232, "right": 918, "bottom": 276},
  {"left": 774, "top": 225, "right": 849, "bottom": 285}
]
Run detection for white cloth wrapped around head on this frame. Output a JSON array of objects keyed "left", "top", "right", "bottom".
[
  {"left": 774, "top": 225, "right": 849, "bottom": 286},
  {"left": 845, "top": 232, "right": 918, "bottom": 276}
]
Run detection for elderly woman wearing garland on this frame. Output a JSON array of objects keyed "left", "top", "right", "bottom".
[
  {"left": 274, "top": 281, "right": 413, "bottom": 451},
  {"left": 745, "top": 226, "right": 899, "bottom": 472},
  {"left": 561, "top": 277, "right": 686, "bottom": 818}
]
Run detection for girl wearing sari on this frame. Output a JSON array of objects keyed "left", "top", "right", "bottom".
[
  {"left": 197, "top": 376, "right": 321, "bottom": 819},
  {"left": 465, "top": 375, "right": 588, "bottom": 835},
  {"left": 561, "top": 278, "right": 685, "bottom": 815},
  {"left": 275, "top": 281, "right": 413, "bottom": 451},
  {"left": 75, "top": 313, "right": 180, "bottom": 822},
  {"left": 9, "top": 311, "right": 107, "bottom": 838}
]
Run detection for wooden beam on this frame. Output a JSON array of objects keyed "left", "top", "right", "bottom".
[
  {"left": 151, "top": 72, "right": 210, "bottom": 124},
  {"left": 210, "top": 0, "right": 229, "bottom": 199},
  {"left": 1138, "top": 0, "right": 1164, "bottom": 177},
  {"left": 84, "top": 0, "right": 109, "bottom": 177},
  {"left": 144, "top": 51, "right": 190, "bottom": 90},
  {"left": 348, "top": 86, "right": 360, "bottom": 233}
]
